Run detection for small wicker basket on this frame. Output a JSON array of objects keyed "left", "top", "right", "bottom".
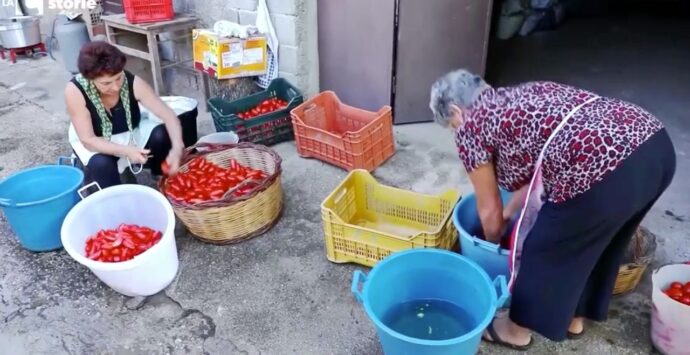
[
  {"left": 159, "top": 142, "right": 283, "bottom": 245},
  {"left": 613, "top": 226, "right": 657, "bottom": 295}
]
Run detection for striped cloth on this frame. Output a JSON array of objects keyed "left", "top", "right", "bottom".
[{"left": 256, "top": 45, "right": 278, "bottom": 88}]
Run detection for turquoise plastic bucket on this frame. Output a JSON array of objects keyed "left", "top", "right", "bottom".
[
  {"left": 452, "top": 191, "right": 512, "bottom": 281},
  {"left": 352, "top": 249, "right": 508, "bottom": 355},
  {"left": 0, "top": 162, "right": 84, "bottom": 251}
]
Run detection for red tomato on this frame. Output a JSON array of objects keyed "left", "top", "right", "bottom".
[
  {"left": 667, "top": 288, "right": 684, "bottom": 299},
  {"left": 235, "top": 98, "right": 287, "bottom": 121},
  {"left": 84, "top": 224, "right": 162, "bottom": 263},
  {"left": 670, "top": 282, "right": 684, "bottom": 290},
  {"left": 161, "top": 156, "right": 270, "bottom": 204},
  {"left": 683, "top": 284, "right": 690, "bottom": 296},
  {"left": 230, "top": 159, "right": 239, "bottom": 171}
]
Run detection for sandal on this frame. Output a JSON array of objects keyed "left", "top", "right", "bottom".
[
  {"left": 482, "top": 319, "right": 534, "bottom": 351},
  {"left": 567, "top": 328, "right": 585, "bottom": 340}
]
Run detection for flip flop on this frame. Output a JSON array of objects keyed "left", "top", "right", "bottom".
[
  {"left": 567, "top": 328, "right": 585, "bottom": 340},
  {"left": 483, "top": 320, "right": 534, "bottom": 351}
]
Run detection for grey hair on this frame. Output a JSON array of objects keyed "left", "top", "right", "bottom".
[{"left": 429, "top": 69, "right": 489, "bottom": 127}]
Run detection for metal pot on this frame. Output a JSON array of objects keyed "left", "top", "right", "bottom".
[{"left": 0, "top": 16, "right": 41, "bottom": 49}]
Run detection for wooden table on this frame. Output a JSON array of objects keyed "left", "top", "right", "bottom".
[{"left": 101, "top": 14, "right": 199, "bottom": 96}]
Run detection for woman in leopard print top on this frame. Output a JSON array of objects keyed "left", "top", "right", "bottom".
[{"left": 430, "top": 69, "right": 675, "bottom": 349}]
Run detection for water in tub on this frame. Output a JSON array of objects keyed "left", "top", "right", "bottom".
[{"left": 381, "top": 299, "right": 475, "bottom": 340}]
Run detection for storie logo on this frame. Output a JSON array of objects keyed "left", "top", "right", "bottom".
[{"left": 3, "top": 0, "right": 98, "bottom": 16}]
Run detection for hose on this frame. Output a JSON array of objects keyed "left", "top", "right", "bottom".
[
  {"left": 46, "top": 16, "right": 60, "bottom": 61},
  {"left": 17, "top": 0, "right": 28, "bottom": 16}
]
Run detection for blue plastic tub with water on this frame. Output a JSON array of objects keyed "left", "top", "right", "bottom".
[
  {"left": 0, "top": 162, "right": 84, "bottom": 251},
  {"left": 452, "top": 191, "right": 513, "bottom": 281},
  {"left": 352, "top": 249, "right": 508, "bottom": 355}
]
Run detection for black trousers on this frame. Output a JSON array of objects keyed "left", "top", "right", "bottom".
[
  {"left": 510, "top": 129, "right": 676, "bottom": 341},
  {"left": 84, "top": 124, "right": 171, "bottom": 188}
]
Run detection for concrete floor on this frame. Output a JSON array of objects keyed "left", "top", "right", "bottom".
[{"left": 0, "top": 13, "right": 688, "bottom": 355}]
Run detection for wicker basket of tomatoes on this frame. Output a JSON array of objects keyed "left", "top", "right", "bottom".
[
  {"left": 158, "top": 142, "right": 283, "bottom": 245},
  {"left": 209, "top": 78, "right": 303, "bottom": 146}
]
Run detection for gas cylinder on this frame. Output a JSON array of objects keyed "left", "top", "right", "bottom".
[{"left": 53, "top": 15, "right": 90, "bottom": 74}]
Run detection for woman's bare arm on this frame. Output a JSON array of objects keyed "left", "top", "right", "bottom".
[
  {"left": 503, "top": 184, "right": 529, "bottom": 220},
  {"left": 132, "top": 76, "right": 185, "bottom": 150},
  {"left": 468, "top": 162, "right": 505, "bottom": 243}
]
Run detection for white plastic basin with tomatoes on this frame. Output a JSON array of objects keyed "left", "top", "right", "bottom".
[{"left": 61, "top": 184, "right": 179, "bottom": 297}]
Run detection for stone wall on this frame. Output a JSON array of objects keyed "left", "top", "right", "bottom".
[
  {"left": 24, "top": 0, "right": 319, "bottom": 98},
  {"left": 174, "top": 0, "right": 319, "bottom": 97}
]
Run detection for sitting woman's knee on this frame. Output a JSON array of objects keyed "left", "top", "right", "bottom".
[
  {"left": 87, "top": 154, "right": 118, "bottom": 171},
  {"left": 148, "top": 125, "right": 171, "bottom": 150},
  {"left": 86, "top": 154, "right": 121, "bottom": 187}
]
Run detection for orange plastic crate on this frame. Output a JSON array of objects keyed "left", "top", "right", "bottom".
[
  {"left": 290, "top": 91, "right": 395, "bottom": 171},
  {"left": 123, "top": 0, "right": 174, "bottom": 24}
]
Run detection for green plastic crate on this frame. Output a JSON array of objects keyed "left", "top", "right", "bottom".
[{"left": 209, "top": 78, "right": 304, "bottom": 146}]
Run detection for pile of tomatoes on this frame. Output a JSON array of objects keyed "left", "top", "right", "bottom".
[
  {"left": 84, "top": 224, "right": 162, "bottom": 263},
  {"left": 162, "top": 156, "right": 268, "bottom": 204},
  {"left": 236, "top": 97, "right": 288, "bottom": 120},
  {"left": 664, "top": 280, "right": 690, "bottom": 306}
]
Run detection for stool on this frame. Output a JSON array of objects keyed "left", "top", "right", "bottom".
[{"left": 100, "top": 13, "right": 200, "bottom": 97}]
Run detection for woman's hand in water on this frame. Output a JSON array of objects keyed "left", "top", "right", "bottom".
[{"left": 484, "top": 222, "right": 505, "bottom": 244}]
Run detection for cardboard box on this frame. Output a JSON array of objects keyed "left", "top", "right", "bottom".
[{"left": 192, "top": 29, "right": 268, "bottom": 80}]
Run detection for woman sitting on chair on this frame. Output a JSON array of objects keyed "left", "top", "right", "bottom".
[{"left": 66, "top": 41, "right": 184, "bottom": 187}]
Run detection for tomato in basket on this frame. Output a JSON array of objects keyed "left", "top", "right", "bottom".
[
  {"left": 85, "top": 224, "right": 162, "bottom": 263},
  {"left": 162, "top": 156, "right": 269, "bottom": 204},
  {"left": 664, "top": 280, "right": 690, "bottom": 306}
]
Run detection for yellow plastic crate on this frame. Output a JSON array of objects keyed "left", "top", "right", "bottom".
[{"left": 321, "top": 169, "right": 461, "bottom": 267}]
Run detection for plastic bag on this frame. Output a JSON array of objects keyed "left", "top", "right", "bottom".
[
  {"left": 140, "top": 96, "right": 198, "bottom": 123},
  {"left": 213, "top": 20, "right": 258, "bottom": 39}
]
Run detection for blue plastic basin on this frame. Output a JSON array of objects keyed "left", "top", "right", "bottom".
[
  {"left": 352, "top": 249, "right": 508, "bottom": 355},
  {"left": 452, "top": 191, "right": 512, "bottom": 281},
  {"left": 0, "top": 165, "right": 83, "bottom": 251}
]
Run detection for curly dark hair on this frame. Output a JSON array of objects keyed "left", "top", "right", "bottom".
[{"left": 77, "top": 41, "right": 127, "bottom": 80}]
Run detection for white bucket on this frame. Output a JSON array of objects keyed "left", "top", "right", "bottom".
[
  {"left": 196, "top": 132, "right": 240, "bottom": 151},
  {"left": 60, "top": 184, "right": 179, "bottom": 297},
  {"left": 197, "top": 131, "right": 240, "bottom": 145},
  {"left": 141, "top": 96, "right": 199, "bottom": 123},
  {"left": 651, "top": 263, "right": 690, "bottom": 355}
]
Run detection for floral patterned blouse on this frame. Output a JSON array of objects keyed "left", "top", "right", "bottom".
[{"left": 455, "top": 82, "right": 664, "bottom": 203}]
